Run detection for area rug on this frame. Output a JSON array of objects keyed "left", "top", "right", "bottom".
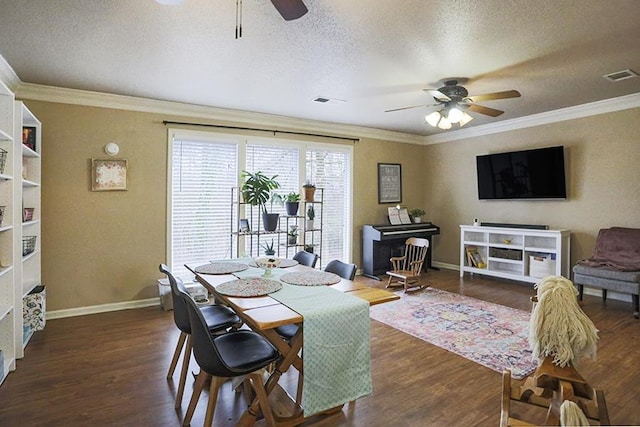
[{"left": 369, "top": 287, "right": 537, "bottom": 379}]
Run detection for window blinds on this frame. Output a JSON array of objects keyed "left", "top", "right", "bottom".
[{"left": 170, "top": 138, "right": 238, "bottom": 280}]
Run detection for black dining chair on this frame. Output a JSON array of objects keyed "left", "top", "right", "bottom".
[
  {"left": 324, "top": 259, "right": 357, "bottom": 280},
  {"left": 293, "top": 250, "right": 318, "bottom": 268},
  {"left": 158, "top": 264, "right": 241, "bottom": 409},
  {"left": 181, "top": 289, "right": 280, "bottom": 427}
]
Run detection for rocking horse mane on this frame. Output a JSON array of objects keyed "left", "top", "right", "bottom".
[{"left": 529, "top": 275, "right": 599, "bottom": 368}]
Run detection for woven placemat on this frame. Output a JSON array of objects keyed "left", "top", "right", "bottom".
[
  {"left": 215, "top": 278, "right": 283, "bottom": 297},
  {"left": 249, "top": 258, "right": 299, "bottom": 268},
  {"left": 195, "top": 262, "right": 249, "bottom": 275},
  {"left": 280, "top": 271, "right": 342, "bottom": 286}
]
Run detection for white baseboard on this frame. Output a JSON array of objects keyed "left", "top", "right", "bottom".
[
  {"left": 47, "top": 298, "right": 160, "bottom": 320},
  {"left": 47, "top": 264, "right": 632, "bottom": 319},
  {"left": 436, "top": 261, "right": 631, "bottom": 303},
  {"left": 432, "top": 261, "right": 458, "bottom": 271}
]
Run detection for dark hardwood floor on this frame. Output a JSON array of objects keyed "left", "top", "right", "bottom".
[{"left": 0, "top": 269, "right": 638, "bottom": 426}]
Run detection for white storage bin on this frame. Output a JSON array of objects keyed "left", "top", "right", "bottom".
[
  {"left": 529, "top": 255, "right": 556, "bottom": 278},
  {"left": 158, "top": 279, "right": 209, "bottom": 310}
]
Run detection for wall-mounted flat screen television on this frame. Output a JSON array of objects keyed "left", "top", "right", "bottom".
[{"left": 476, "top": 146, "right": 567, "bottom": 200}]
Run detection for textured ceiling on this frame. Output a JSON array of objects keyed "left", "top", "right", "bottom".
[{"left": 0, "top": 0, "right": 639, "bottom": 136}]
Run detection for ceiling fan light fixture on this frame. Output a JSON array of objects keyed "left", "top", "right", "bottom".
[
  {"left": 459, "top": 112, "right": 474, "bottom": 127},
  {"left": 425, "top": 111, "right": 441, "bottom": 127},
  {"left": 447, "top": 107, "right": 464, "bottom": 123},
  {"left": 437, "top": 116, "right": 452, "bottom": 130}
]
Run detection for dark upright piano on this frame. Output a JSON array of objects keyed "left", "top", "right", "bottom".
[{"left": 362, "top": 223, "right": 441, "bottom": 280}]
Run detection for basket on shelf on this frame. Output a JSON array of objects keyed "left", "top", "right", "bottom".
[
  {"left": 0, "top": 147, "right": 7, "bottom": 175},
  {"left": 0, "top": 205, "right": 5, "bottom": 225},
  {"left": 23, "top": 236, "right": 37, "bottom": 256},
  {"left": 23, "top": 207, "right": 35, "bottom": 222},
  {"left": 489, "top": 247, "right": 523, "bottom": 260}
]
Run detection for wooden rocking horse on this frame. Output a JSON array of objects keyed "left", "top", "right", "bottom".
[{"left": 500, "top": 276, "right": 609, "bottom": 426}]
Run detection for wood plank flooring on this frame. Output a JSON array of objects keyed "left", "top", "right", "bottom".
[{"left": 0, "top": 269, "right": 638, "bottom": 426}]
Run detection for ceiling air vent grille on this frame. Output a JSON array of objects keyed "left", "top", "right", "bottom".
[
  {"left": 312, "top": 96, "right": 346, "bottom": 105},
  {"left": 602, "top": 69, "right": 638, "bottom": 82}
]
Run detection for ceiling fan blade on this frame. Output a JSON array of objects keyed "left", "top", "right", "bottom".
[
  {"left": 270, "top": 0, "right": 308, "bottom": 21},
  {"left": 385, "top": 103, "right": 440, "bottom": 113},
  {"left": 467, "top": 103, "right": 504, "bottom": 117},
  {"left": 424, "top": 88, "right": 451, "bottom": 102},
  {"left": 465, "top": 90, "right": 521, "bottom": 103},
  {"left": 385, "top": 105, "right": 427, "bottom": 113}
]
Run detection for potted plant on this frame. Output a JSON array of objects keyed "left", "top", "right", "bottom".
[
  {"left": 284, "top": 192, "right": 301, "bottom": 216},
  {"left": 241, "top": 170, "right": 281, "bottom": 231},
  {"left": 304, "top": 243, "right": 315, "bottom": 254},
  {"left": 260, "top": 239, "right": 276, "bottom": 256},
  {"left": 306, "top": 204, "right": 315, "bottom": 230},
  {"left": 302, "top": 179, "right": 316, "bottom": 202},
  {"left": 409, "top": 208, "right": 426, "bottom": 223},
  {"left": 287, "top": 226, "right": 299, "bottom": 245}
]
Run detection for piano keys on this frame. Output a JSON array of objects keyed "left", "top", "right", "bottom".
[{"left": 362, "top": 223, "right": 440, "bottom": 280}]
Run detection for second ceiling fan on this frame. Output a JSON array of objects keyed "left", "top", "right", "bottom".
[
  {"left": 270, "top": 0, "right": 308, "bottom": 20},
  {"left": 386, "top": 80, "right": 521, "bottom": 129},
  {"left": 156, "top": 0, "right": 308, "bottom": 21}
]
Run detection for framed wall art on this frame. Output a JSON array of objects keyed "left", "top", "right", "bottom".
[
  {"left": 378, "top": 163, "right": 402, "bottom": 204},
  {"left": 92, "top": 159, "right": 128, "bottom": 191}
]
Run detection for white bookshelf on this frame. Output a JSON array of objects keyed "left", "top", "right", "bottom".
[
  {"left": 0, "top": 80, "right": 15, "bottom": 384},
  {"left": 14, "top": 101, "right": 42, "bottom": 357},
  {"left": 459, "top": 225, "right": 570, "bottom": 284}
]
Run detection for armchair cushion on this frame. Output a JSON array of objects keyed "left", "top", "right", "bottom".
[
  {"left": 572, "top": 227, "right": 640, "bottom": 318},
  {"left": 576, "top": 227, "right": 640, "bottom": 271}
]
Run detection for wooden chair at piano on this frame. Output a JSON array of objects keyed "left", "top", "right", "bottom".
[{"left": 386, "top": 237, "right": 429, "bottom": 292}]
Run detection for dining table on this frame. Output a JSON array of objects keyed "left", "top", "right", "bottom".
[{"left": 185, "top": 257, "right": 399, "bottom": 426}]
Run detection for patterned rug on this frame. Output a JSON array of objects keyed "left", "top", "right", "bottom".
[{"left": 369, "top": 287, "right": 537, "bottom": 379}]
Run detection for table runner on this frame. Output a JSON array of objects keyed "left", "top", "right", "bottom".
[
  {"left": 225, "top": 262, "right": 372, "bottom": 416},
  {"left": 270, "top": 284, "right": 372, "bottom": 417}
]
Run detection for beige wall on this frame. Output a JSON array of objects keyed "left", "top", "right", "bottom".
[
  {"left": 24, "top": 98, "right": 640, "bottom": 312},
  {"left": 27, "top": 99, "right": 427, "bottom": 311},
  {"left": 423, "top": 108, "right": 640, "bottom": 267}
]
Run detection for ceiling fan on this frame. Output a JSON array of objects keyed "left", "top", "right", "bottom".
[
  {"left": 155, "top": 0, "right": 308, "bottom": 21},
  {"left": 270, "top": 0, "right": 308, "bottom": 21},
  {"left": 385, "top": 79, "right": 521, "bottom": 129}
]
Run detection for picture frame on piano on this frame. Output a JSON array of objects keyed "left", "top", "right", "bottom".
[{"left": 378, "top": 163, "right": 402, "bottom": 204}]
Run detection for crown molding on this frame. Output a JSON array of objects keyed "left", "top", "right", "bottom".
[
  {"left": 0, "top": 55, "right": 20, "bottom": 92},
  {"left": 15, "top": 82, "right": 426, "bottom": 145},
  {"left": 424, "top": 92, "right": 640, "bottom": 144},
  {"left": 12, "top": 79, "right": 640, "bottom": 146}
]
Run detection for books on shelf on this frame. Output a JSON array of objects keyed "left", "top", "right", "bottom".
[{"left": 466, "top": 246, "right": 486, "bottom": 268}]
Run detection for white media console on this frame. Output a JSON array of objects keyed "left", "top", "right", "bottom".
[{"left": 460, "top": 225, "right": 571, "bottom": 284}]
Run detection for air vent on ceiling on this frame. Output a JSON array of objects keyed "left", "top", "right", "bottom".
[
  {"left": 602, "top": 69, "right": 638, "bottom": 82},
  {"left": 312, "top": 96, "right": 346, "bottom": 104}
]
